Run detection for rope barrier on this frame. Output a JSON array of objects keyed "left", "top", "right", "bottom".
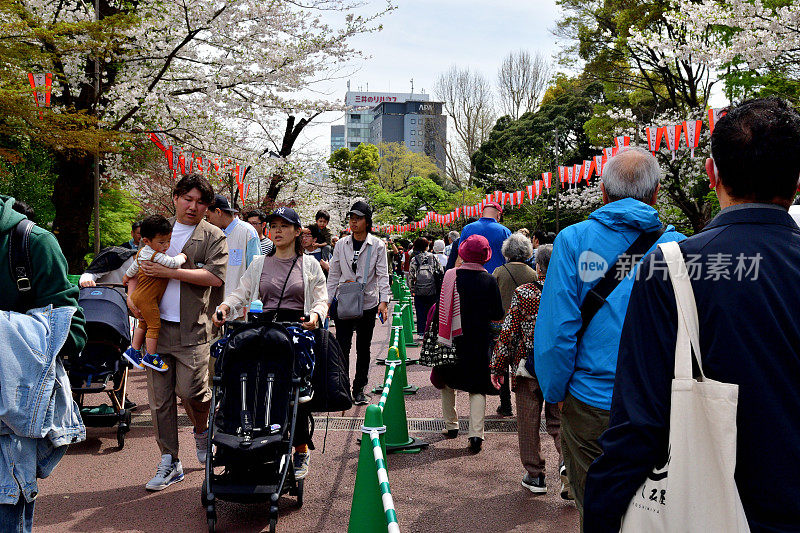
[
  {"left": 377, "top": 361, "right": 400, "bottom": 411},
  {"left": 369, "top": 428, "right": 400, "bottom": 533}
]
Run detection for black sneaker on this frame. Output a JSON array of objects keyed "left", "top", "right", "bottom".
[
  {"left": 441, "top": 428, "right": 458, "bottom": 439},
  {"left": 560, "top": 462, "right": 574, "bottom": 500},
  {"left": 353, "top": 389, "right": 369, "bottom": 405},
  {"left": 298, "top": 384, "right": 314, "bottom": 404},
  {"left": 468, "top": 436, "right": 483, "bottom": 453},
  {"left": 496, "top": 404, "right": 513, "bottom": 417},
  {"left": 521, "top": 473, "right": 547, "bottom": 494}
]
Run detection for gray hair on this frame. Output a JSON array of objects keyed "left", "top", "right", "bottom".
[
  {"left": 535, "top": 244, "right": 553, "bottom": 274},
  {"left": 447, "top": 230, "right": 460, "bottom": 243},
  {"left": 601, "top": 146, "right": 661, "bottom": 203},
  {"left": 502, "top": 233, "right": 533, "bottom": 263}
]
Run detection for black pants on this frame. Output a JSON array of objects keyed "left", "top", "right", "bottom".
[
  {"left": 294, "top": 403, "right": 314, "bottom": 449},
  {"left": 334, "top": 305, "right": 379, "bottom": 392},
  {"left": 499, "top": 368, "right": 512, "bottom": 409},
  {"left": 413, "top": 294, "right": 437, "bottom": 336}
]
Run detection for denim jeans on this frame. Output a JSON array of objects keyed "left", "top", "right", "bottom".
[{"left": 0, "top": 499, "right": 34, "bottom": 533}]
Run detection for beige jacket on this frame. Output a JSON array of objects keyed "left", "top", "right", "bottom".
[
  {"left": 327, "top": 233, "right": 391, "bottom": 309},
  {"left": 219, "top": 254, "right": 329, "bottom": 322}
]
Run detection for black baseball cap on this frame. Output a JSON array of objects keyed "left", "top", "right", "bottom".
[
  {"left": 348, "top": 200, "right": 372, "bottom": 218},
  {"left": 268, "top": 206, "right": 302, "bottom": 227},
  {"left": 210, "top": 194, "right": 238, "bottom": 213}
]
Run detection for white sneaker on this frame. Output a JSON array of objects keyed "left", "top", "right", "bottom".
[
  {"left": 145, "top": 454, "right": 184, "bottom": 491},
  {"left": 194, "top": 429, "right": 209, "bottom": 464}
]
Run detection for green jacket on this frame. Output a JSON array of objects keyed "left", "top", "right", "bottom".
[{"left": 0, "top": 195, "right": 86, "bottom": 358}]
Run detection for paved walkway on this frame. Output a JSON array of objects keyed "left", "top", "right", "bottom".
[{"left": 38, "top": 316, "right": 579, "bottom": 532}]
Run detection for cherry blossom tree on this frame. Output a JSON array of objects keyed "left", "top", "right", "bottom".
[
  {"left": 639, "top": 0, "right": 800, "bottom": 71},
  {"left": 2, "top": 0, "right": 392, "bottom": 269}
]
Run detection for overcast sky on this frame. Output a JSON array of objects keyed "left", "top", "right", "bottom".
[{"left": 298, "top": 0, "right": 564, "bottom": 157}]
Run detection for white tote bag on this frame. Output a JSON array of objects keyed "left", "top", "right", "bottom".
[{"left": 619, "top": 241, "right": 750, "bottom": 533}]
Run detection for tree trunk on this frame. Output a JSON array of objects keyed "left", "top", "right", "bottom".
[{"left": 52, "top": 153, "right": 94, "bottom": 273}]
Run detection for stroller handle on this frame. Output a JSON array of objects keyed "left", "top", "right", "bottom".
[{"left": 95, "top": 282, "right": 128, "bottom": 290}]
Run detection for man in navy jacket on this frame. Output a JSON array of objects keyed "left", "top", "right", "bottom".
[{"left": 584, "top": 98, "right": 800, "bottom": 532}]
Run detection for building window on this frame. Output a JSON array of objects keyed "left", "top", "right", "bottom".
[
  {"left": 411, "top": 119, "right": 416, "bottom": 124},
  {"left": 350, "top": 114, "right": 360, "bottom": 121},
  {"left": 410, "top": 130, "right": 415, "bottom": 136},
  {"left": 410, "top": 140, "right": 416, "bottom": 146}
]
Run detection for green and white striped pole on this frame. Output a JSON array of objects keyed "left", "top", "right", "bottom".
[
  {"left": 370, "top": 428, "right": 400, "bottom": 533},
  {"left": 349, "top": 405, "right": 397, "bottom": 533}
]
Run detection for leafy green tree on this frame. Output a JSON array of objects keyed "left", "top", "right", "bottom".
[
  {"left": 375, "top": 142, "right": 441, "bottom": 192},
  {"left": 0, "top": 140, "right": 57, "bottom": 226},
  {"left": 88, "top": 184, "right": 142, "bottom": 251},
  {"left": 473, "top": 74, "right": 603, "bottom": 191}
]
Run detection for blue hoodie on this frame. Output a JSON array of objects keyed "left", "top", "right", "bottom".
[{"left": 530, "top": 198, "right": 685, "bottom": 410}]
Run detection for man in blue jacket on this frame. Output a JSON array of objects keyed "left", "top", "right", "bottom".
[
  {"left": 447, "top": 202, "right": 511, "bottom": 274},
  {"left": 584, "top": 99, "right": 800, "bottom": 532},
  {"left": 531, "top": 147, "right": 684, "bottom": 523}
]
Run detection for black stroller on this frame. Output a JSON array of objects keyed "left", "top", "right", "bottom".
[
  {"left": 67, "top": 285, "right": 133, "bottom": 448},
  {"left": 202, "top": 319, "right": 305, "bottom": 533}
]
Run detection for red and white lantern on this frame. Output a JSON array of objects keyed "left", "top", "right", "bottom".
[
  {"left": 708, "top": 108, "right": 727, "bottom": 134},
  {"left": 682, "top": 119, "right": 703, "bottom": 158},
  {"left": 664, "top": 123, "right": 683, "bottom": 160},
  {"left": 646, "top": 126, "right": 664, "bottom": 154},
  {"left": 28, "top": 73, "right": 52, "bottom": 119}
]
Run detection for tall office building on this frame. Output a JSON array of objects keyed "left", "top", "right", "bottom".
[
  {"left": 342, "top": 91, "right": 429, "bottom": 150},
  {"left": 370, "top": 100, "right": 447, "bottom": 173},
  {"left": 330, "top": 125, "right": 345, "bottom": 153}
]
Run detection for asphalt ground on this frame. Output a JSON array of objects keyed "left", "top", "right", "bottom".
[{"left": 38, "top": 315, "right": 579, "bottom": 532}]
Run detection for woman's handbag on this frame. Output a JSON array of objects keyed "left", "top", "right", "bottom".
[
  {"left": 619, "top": 241, "right": 750, "bottom": 533},
  {"left": 420, "top": 304, "right": 458, "bottom": 368},
  {"left": 335, "top": 242, "right": 372, "bottom": 320}
]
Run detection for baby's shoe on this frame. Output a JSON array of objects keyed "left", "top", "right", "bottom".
[
  {"left": 142, "top": 352, "right": 169, "bottom": 372},
  {"left": 123, "top": 347, "right": 144, "bottom": 369}
]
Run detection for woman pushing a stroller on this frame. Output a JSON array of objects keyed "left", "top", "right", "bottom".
[{"left": 212, "top": 206, "right": 328, "bottom": 481}]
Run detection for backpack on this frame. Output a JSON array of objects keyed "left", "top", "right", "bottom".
[{"left": 414, "top": 253, "right": 438, "bottom": 296}]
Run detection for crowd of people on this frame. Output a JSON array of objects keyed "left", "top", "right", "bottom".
[{"left": 2, "top": 97, "right": 800, "bottom": 532}]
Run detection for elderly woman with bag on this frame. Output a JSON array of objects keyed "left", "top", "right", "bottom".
[
  {"left": 436, "top": 235, "right": 504, "bottom": 453},
  {"left": 490, "top": 244, "right": 569, "bottom": 498},
  {"left": 492, "top": 232, "right": 539, "bottom": 417}
]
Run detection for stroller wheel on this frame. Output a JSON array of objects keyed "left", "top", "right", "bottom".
[
  {"left": 116, "top": 427, "right": 125, "bottom": 449},
  {"left": 296, "top": 479, "right": 304, "bottom": 507},
  {"left": 268, "top": 518, "right": 276, "bottom": 533},
  {"left": 201, "top": 479, "right": 209, "bottom": 507}
]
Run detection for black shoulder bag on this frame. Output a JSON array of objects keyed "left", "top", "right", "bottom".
[
  {"left": 577, "top": 225, "right": 667, "bottom": 341},
  {"left": 8, "top": 219, "right": 35, "bottom": 311}
]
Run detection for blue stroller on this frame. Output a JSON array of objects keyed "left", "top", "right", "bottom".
[{"left": 67, "top": 285, "right": 133, "bottom": 448}]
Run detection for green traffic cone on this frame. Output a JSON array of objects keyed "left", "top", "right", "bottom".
[
  {"left": 383, "top": 355, "right": 427, "bottom": 454},
  {"left": 401, "top": 303, "right": 417, "bottom": 347},
  {"left": 394, "top": 330, "right": 419, "bottom": 394},
  {"left": 375, "top": 313, "right": 405, "bottom": 367},
  {"left": 398, "top": 304, "right": 420, "bottom": 367},
  {"left": 348, "top": 405, "right": 389, "bottom": 533}
]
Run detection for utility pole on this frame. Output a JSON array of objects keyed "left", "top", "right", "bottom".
[
  {"left": 554, "top": 126, "right": 560, "bottom": 233},
  {"left": 93, "top": 0, "right": 101, "bottom": 254}
]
